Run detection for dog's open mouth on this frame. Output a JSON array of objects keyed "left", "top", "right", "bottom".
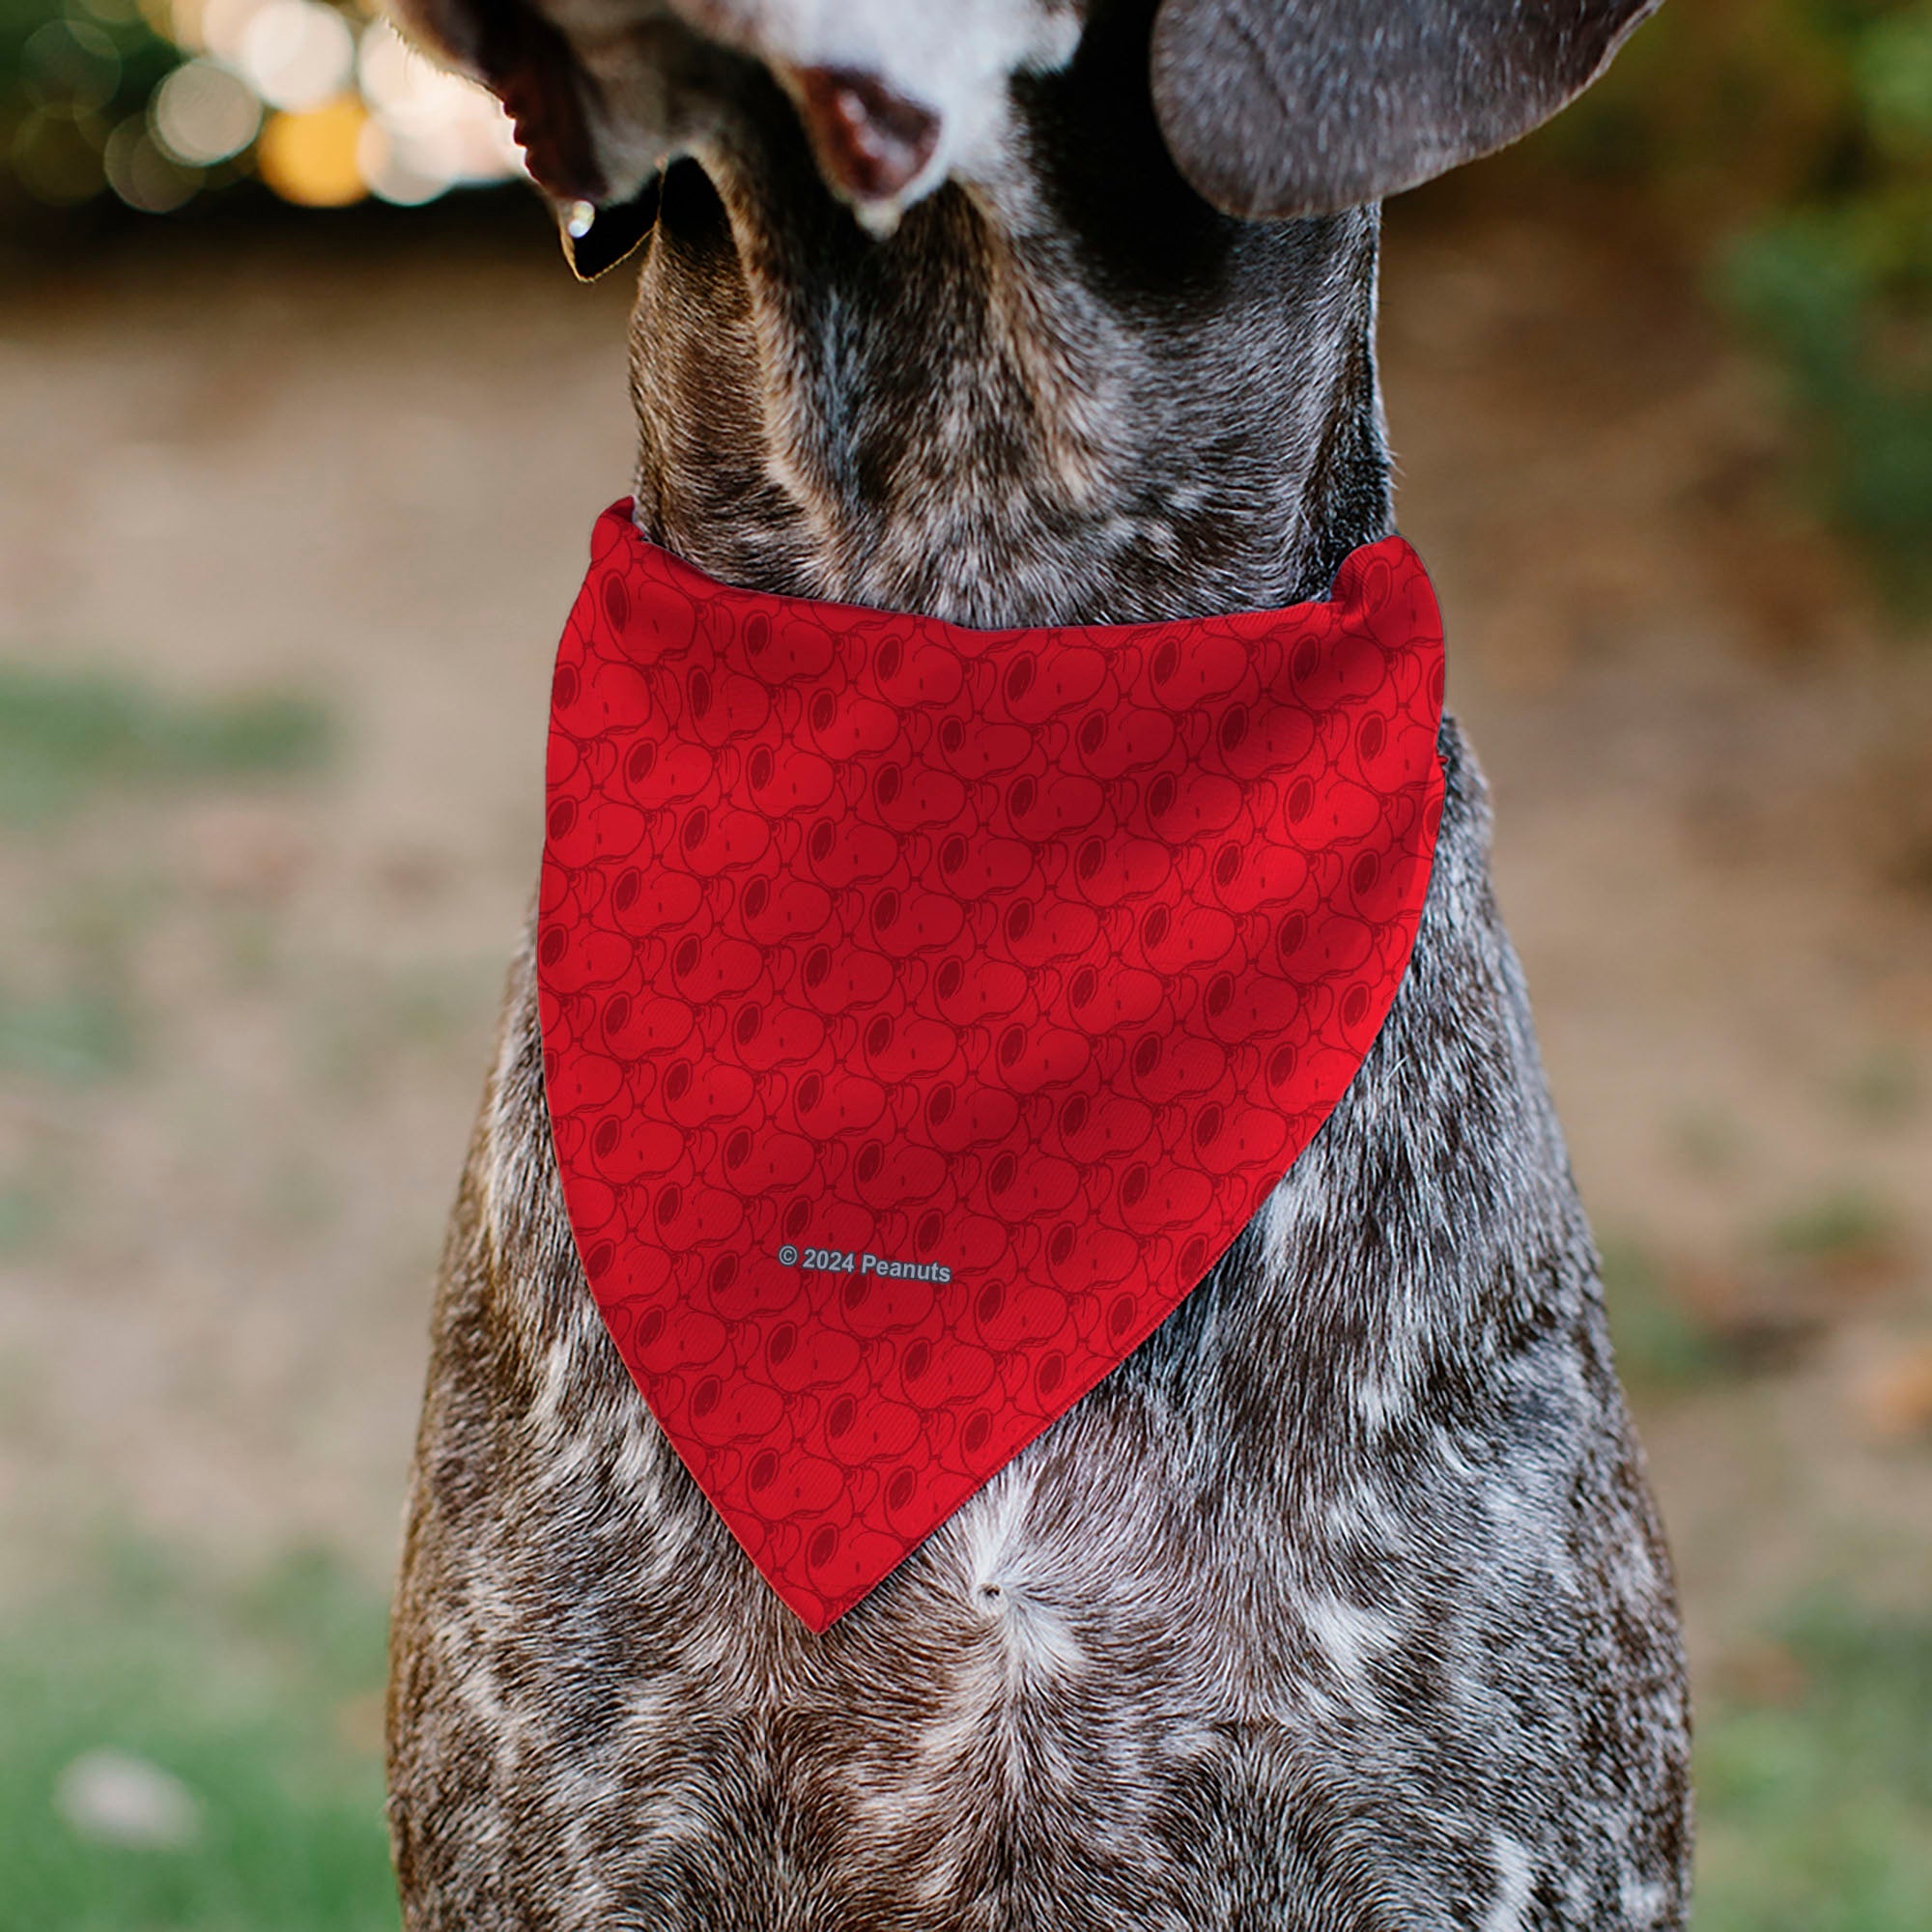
[
  {"left": 418, "top": 0, "right": 659, "bottom": 276},
  {"left": 461, "top": 0, "right": 600, "bottom": 192},
  {"left": 435, "top": 0, "right": 653, "bottom": 276},
  {"left": 401, "top": 0, "right": 967, "bottom": 278}
]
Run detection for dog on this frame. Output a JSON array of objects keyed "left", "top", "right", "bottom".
[{"left": 384, "top": 2, "right": 1693, "bottom": 1925}]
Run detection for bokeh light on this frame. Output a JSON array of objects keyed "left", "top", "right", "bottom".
[
  {"left": 12, "top": 100, "right": 108, "bottom": 205},
  {"left": 4, "top": 0, "right": 526, "bottom": 213},
  {"left": 151, "top": 57, "right": 259, "bottom": 165},
  {"left": 255, "top": 92, "right": 364, "bottom": 205},
  {"left": 236, "top": 0, "right": 355, "bottom": 112},
  {"left": 355, "top": 18, "right": 522, "bottom": 204},
  {"left": 23, "top": 17, "right": 123, "bottom": 112},
  {"left": 104, "top": 113, "right": 199, "bottom": 209}
]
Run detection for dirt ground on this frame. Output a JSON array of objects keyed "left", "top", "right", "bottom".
[{"left": 2, "top": 190, "right": 1929, "bottom": 1697}]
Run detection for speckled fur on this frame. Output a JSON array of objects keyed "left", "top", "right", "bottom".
[{"left": 386, "top": 2, "right": 1692, "bottom": 1924}]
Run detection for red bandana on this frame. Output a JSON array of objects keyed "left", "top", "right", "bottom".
[{"left": 538, "top": 501, "right": 1444, "bottom": 1629}]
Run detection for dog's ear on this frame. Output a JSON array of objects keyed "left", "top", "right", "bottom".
[{"left": 1150, "top": 0, "right": 1662, "bottom": 220}]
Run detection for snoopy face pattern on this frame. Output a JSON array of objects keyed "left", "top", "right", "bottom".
[{"left": 537, "top": 503, "right": 1445, "bottom": 1627}]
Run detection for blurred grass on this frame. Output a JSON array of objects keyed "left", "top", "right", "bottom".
[
  {"left": 0, "top": 1541, "right": 398, "bottom": 1932},
  {"left": 1838, "top": 1046, "right": 1924, "bottom": 1126},
  {"left": 0, "top": 664, "right": 331, "bottom": 827},
  {"left": 0, "top": 663, "right": 332, "bottom": 1089},
  {"left": 1767, "top": 1186, "right": 1903, "bottom": 1270},
  {"left": 1696, "top": 1599, "right": 1932, "bottom": 1932},
  {"left": 1603, "top": 1167, "right": 1913, "bottom": 1396},
  {"left": 0, "top": 987, "right": 140, "bottom": 1082},
  {"left": 1602, "top": 1234, "right": 1729, "bottom": 1392}
]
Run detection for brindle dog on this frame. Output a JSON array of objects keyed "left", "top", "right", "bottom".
[{"left": 384, "top": 2, "right": 1692, "bottom": 1925}]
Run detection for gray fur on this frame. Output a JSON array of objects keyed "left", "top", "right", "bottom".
[
  {"left": 386, "top": 1, "right": 1691, "bottom": 1925},
  {"left": 1151, "top": 0, "right": 1666, "bottom": 219}
]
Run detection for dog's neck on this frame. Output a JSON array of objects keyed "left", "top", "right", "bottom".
[{"left": 621, "top": 48, "right": 1392, "bottom": 629}]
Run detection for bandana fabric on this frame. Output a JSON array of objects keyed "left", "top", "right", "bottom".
[{"left": 538, "top": 501, "right": 1445, "bottom": 1630}]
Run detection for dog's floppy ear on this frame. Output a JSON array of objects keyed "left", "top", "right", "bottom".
[{"left": 1150, "top": 0, "right": 1662, "bottom": 220}]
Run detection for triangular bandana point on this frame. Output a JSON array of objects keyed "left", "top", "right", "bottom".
[{"left": 539, "top": 501, "right": 1445, "bottom": 1630}]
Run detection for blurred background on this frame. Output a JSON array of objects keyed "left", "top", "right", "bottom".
[{"left": 2, "top": 0, "right": 1929, "bottom": 1925}]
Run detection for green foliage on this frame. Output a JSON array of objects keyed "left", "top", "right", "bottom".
[
  {"left": 1723, "top": 213, "right": 1932, "bottom": 589},
  {"left": 1570, "top": 0, "right": 1932, "bottom": 589}
]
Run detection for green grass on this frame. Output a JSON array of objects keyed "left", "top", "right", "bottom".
[
  {"left": 1696, "top": 1599, "right": 1932, "bottom": 1932},
  {"left": 0, "top": 664, "right": 331, "bottom": 826},
  {"left": 0, "top": 1543, "right": 398, "bottom": 1932}
]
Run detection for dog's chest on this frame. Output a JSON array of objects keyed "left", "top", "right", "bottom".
[{"left": 392, "top": 724, "right": 1689, "bottom": 1931}]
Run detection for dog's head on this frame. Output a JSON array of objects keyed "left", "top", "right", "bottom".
[{"left": 392, "top": 0, "right": 1660, "bottom": 270}]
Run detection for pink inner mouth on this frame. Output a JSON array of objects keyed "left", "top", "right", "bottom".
[{"left": 794, "top": 66, "right": 940, "bottom": 203}]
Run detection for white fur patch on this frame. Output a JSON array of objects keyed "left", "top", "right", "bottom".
[
  {"left": 1482, "top": 1832, "right": 1535, "bottom": 1932},
  {"left": 1305, "top": 1595, "right": 1399, "bottom": 1686}
]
